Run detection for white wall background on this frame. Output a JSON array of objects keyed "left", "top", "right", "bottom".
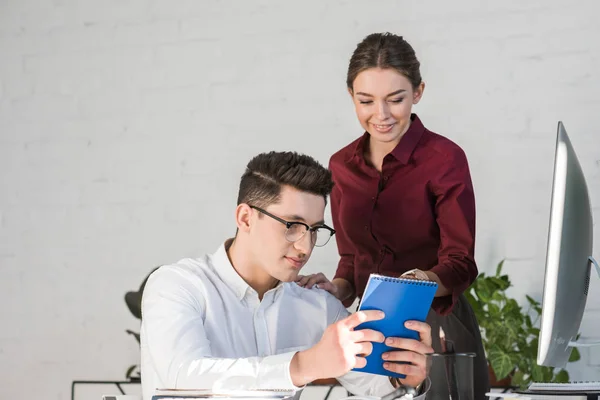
[{"left": 1, "top": 0, "right": 600, "bottom": 399}]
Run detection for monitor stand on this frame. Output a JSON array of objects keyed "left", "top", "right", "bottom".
[
  {"left": 516, "top": 257, "right": 600, "bottom": 400},
  {"left": 568, "top": 256, "right": 600, "bottom": 349}
]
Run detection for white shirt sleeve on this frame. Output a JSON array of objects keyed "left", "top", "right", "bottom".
[{"left": 141, "top": 267, "right": 302, "bottom": 392}]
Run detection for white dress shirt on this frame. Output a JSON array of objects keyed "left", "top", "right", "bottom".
[{"left": 141, "top": 242, "right": 426, "bottom": 400}]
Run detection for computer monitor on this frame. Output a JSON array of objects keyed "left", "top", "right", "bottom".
[{"left": 537, "top": 121, "right": 599, "bottom": 368}]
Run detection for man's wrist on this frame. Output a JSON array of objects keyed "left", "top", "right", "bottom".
[{"left": 290, "top": 349, "right": 318, "bottom": 387}]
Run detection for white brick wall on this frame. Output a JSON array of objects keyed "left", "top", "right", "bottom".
[{"left": 1, "top": 1, "right": 599, "bottom": 399}]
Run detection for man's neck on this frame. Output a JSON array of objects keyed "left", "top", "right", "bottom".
[{"left": 226, "top": 238, "right": 280, "bottom": 300}]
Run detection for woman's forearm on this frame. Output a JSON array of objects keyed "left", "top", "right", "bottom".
[
  {"left": 332, "top": 278, "right": 355, "bottom": 302},
  {"left": 424, "top": 271, "right": 452, "bottom": 297}
]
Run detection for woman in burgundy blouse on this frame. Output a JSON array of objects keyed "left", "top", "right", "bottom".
[{"left": 298, "top": 33, "right": 489, "bottom": 398}]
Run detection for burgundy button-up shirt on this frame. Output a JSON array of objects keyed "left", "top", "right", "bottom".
[{"left": 330, "top": 114, "right": 478, "bottom": 315}]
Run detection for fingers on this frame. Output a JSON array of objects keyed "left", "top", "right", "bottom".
[
  {"left": 404, "top": 320, "right": 433, "bottom": 348},
  {"left": 353, "top": 341, "right": 374, "bottom": 357},
  {"left": 383, "top": 360, "right": 427, "bottom": 381},
  {"left": 343, "top": 310, "right": 385, "bottom": 329},
  {"left": 384, "top": 336, "right": 434, "bottom": 355},
  {"left": 400, "top": 269, "right": 430, "bottom": 281},
  {"left": 354, "top": 356, "right": 367, "bottom": 369},
  {"left": 316, "top": 281, "right": 338, "bottom": 295},
  {"left": 349, "top": 328, "right": 385, "bottom": 344},
  {"left": 295, "top": 275, "right": 310, "bottom": 286},
  {"left": 382, "top": 350, "right": 426, "bottom": 370},
  {"left": 295, "top": 273, "right": 330, "bottom": 289},
  {"left": 305, "top": 273, "right": 326, "bottom": 289}
]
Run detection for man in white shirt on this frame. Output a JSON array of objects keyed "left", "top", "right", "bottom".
[{"left": 141, "top": 151, "right": 433, "bottom": 400}]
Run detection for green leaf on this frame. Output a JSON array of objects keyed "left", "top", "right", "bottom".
[
  {"left": 554, "top": 369, "right": 569, "bottom": 383},
  {"left": 542, "top": 367, "right": 554, "bottom": 382},
  {"left": 491, "top": 276, "right": 511, "bottom": 291},
  {"left": 569, "top": 347, "right": 581, "bottom": 362},
  {"left": 531, "top": 365, "right": 547, "bottom": 382},
  {"left": 496, "top": 260, "right": 505, "bottom": 276},
  {"left": 523, "top": 339, "right": 538, "bottom": 358},
  {"left": 489, "top": 349, "right": 514, "bottom": 380},
  {"left": 504, "top": 299, "right": 522, "bottom": 319},
  {"left": 524, "top": 315, "right": 533, "bottom": 329},
  {"left": 511, "top": 369, "right": 526, "bottom": 389},
  {"left": 489, "top": 303, "right": 501, "bottom": 316},
  {"left": 525, "top": 295, "right": 542, "bottom": 314},
  {"left": 529, "top": 328, "right": 541, "bottom": 337},
  {"left": 492, "top": 291, "right": 505, "bottom": 302},
  {"left": 525, "top": 295, "right": 539, "bottom": 307}
]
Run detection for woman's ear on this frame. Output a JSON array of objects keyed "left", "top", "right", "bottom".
[{"left": 413, "top": 81, "right": 425, "bottom": 104}]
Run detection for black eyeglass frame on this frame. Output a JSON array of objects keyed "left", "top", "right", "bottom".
[{"left": 249, "top": 205, "right": 336, "bottom": 247}]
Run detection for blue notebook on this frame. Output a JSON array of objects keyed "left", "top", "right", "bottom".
[{"left": 352, "top": 273, "right": 438, "bottom": 379}]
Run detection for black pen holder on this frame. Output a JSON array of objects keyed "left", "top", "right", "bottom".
[{"left": 425, "top": 352, "right": 476, "bottom": 400}]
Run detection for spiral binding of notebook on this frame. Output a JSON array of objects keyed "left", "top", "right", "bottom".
[{"left": 370, "top": 274, "right": 439, "bottom": 286}]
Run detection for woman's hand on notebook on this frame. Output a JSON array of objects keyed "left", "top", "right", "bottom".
[
  {"left": 400, "top": 269, "right": 430, "bottom": 281},
  {"left": 381, "top": 320, "right": 433, "bottom": 389},
  {"left": 401, "top": 269, "right": 451, "bottom": 297}
]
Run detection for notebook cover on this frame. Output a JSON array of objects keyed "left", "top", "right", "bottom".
[{"left": 351, "top": 273, "right": 438, "bottom": 379}]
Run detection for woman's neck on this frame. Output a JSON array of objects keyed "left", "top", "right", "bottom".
[{"left": 365, "top": 118, "right": 412, "bottom": 173}]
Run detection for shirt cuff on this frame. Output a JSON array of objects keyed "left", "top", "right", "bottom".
[
  {"left": 428, "top": 263, "right": 464, "bottom": 316},
  {"left": 263, "top": 351, "right": 305, "bottom": 391}
]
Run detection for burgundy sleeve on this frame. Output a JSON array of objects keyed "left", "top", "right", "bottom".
[
  {"left": 428, "top": 149, "right": 479, "bottom": 315},
  {"left": 330, "top": 161, "right": 357, "bottom": 307}
]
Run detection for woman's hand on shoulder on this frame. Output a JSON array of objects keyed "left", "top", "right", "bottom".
[{"left": 296, "top": 273, "right": 340, "bottom": 299}]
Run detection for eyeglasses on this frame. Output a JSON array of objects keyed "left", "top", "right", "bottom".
[{"left": 250, "top": 206, "right": 336, "bottom": 247}]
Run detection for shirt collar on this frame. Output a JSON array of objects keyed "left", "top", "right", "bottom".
[
  {"left": 210, "top": 239, "right": 285, "bottom": 301},
  {"left": 210, "top": 239, "right": 250, "bottom": 301},
  {"left": 347, "top": 113, "right": 426, "bottom": 166}
]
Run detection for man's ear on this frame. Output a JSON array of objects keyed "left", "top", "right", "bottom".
[{"left": 235, "top": 203, "right": 253, "bottom": 233}]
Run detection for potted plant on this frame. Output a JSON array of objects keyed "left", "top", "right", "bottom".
[{"left": 464, "top": 260, "right": 580, "bottom": 389}]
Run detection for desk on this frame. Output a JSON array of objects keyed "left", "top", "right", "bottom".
[{"left": 71, "top": 379, "right": 343, "bottom": 400}]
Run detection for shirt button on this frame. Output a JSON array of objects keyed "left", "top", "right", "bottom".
[
  {"left": 364, "top": 225, "right": 368, "bottom": 231},
  {"left": 384, "top": 176, "right": 389, "bottom": 181}
]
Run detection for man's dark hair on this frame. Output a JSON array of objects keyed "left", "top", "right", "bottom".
[{"left": 237, "top": 151, "right": 333, "bottom": 208}]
